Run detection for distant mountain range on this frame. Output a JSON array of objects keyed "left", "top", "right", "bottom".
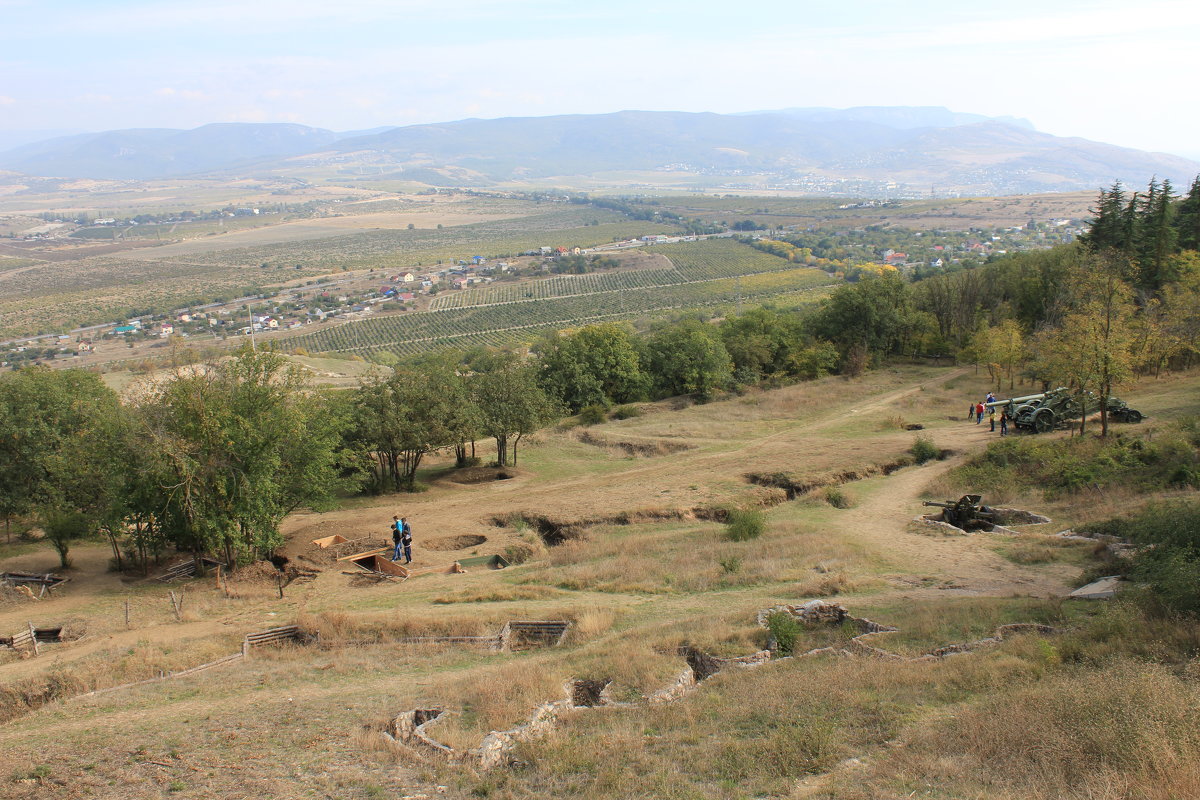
[{"left": 0, "top": 108, "right": 1195, "bottom": 196}]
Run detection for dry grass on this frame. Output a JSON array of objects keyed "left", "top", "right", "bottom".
[
  {"left": 431, "top": 585, "right": 565, "bottom": 604},
  {"left": 515, "top": 517, "right": 864, "bottom": 595},
  {"left": 849, "top": 658, "right": 1200, "bottom": 800}
]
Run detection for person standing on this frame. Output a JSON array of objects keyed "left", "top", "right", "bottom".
[
  {"left": 1000, "top": 414, "right": 1009, "bottom": 437},
  {"left": 400, "top": 517, "right": 413, "bottom": 565},
  {"left": 390, "top": 515, "right": 404, "bottom": 562},
  {"left": 975, "top": 401, "right": 985, "bottom": 424},
  {"left": 988, "top": 405, "right": 997, "bottom": 432}
]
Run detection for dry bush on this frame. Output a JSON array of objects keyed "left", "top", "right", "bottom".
[
  {"left": 569, "top": 608, "right": 617, "bottom": 642},
  {"left": 793, "top": 570, "right": 860, "bottom": 597}
]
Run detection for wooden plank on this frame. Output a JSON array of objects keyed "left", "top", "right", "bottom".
[{"left": 337, "top": 547, "right": 390, "bottom": 563}]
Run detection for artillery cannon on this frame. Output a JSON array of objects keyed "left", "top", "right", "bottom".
[
  {"left": 922, "top": 494, "right": 997, "bottom": 531},
  {"left": 985, "top": 389, "right": 1143, "bottom": 433}
]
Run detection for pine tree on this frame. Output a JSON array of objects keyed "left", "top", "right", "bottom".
[
  {"left": 1136, "top": 177, "right": 1177, "bottom": 292},
  {"left": 1176, "top": 174, "right": 1200, "bottom": 252},
  {"left": 1083, "top": 182, "right": 1128, "bottom": 251}
]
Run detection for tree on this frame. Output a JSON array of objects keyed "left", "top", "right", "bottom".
[
  {"left": 644, "top": 319, "right": 733, "bottom": 401},
  {"left": 808, "top": 272, "right": 913, "bottom": 367},
  {"left": 1175, "top": 175, "right": 1200, "bottom": 252},
  {"left": 356, "top": 362, "right": 469, "bottom": 490},
  {"left": 536, "top": 323, "right": 647, "bottom": 411},
  {"left": 1032, "top": 252, "right": 1136, "bottom": 436},
  {"left": 1135, "top": 178, "right": 1177, "bottom": 292},
  {"left": 0, "top": 367, "right": 123, "bottom": 558},
  {"left": 982, "top": 319, "right": 1025, "bottom": 390},
  {"left": 474, "top": 359, "right": 559, "bottom": 467},
  {"left": 139, "top": 347, "right": 353, "bottom": 566}
]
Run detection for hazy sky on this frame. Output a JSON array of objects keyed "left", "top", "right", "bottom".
[{"left": 2, "top": 0, "right": 1197, "bottom": 157}]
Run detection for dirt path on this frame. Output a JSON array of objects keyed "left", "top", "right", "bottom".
[{"left": 837, "top": 454, "right": 1073, "bottom": 597}]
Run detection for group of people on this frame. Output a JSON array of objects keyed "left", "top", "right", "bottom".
[
  {"left": 970, "top": 392, "right": 1008, "bottom": 436},
  {"left": 390, "top": 515, "right": 413, "bottom": 563}
]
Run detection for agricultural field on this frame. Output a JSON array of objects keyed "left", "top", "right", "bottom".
[
  {"left": 4, "top": 365, "right": 1197, "bottom": 799},
  {"left": 646, "top": 191, "right": 1094, "bottom": 231},
  {"left": 286, "top": 240, "right": 837, "bottom": 358},
  {"left": 0, "top": 199, "right": 673, "bottom": 339}
]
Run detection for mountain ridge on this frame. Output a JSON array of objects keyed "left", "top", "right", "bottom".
[{"left": 0, "top": 109, "right": 1194, "bottom": 195}]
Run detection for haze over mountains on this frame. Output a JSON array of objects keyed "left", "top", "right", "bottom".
[{"left": 1, "top": 107, "right": 1195, "bottom": 196}]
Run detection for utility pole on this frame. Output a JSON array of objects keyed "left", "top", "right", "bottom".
[{"left": 247, "top": 301, "right": 257, "bottom": 351}]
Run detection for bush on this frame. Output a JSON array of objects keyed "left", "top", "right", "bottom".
[
  {"left": 824, "top": 487, "right": 852, "bottom": 509},
  {"left": 1125, "top": 500, "right": 1200, "bottom": 613},
  {"left": 724, "top": 508, "right": 765, "bottom": 541},
  {"left": 610, "top": 404, "right": 642, "bottom": 420},
  {"left": 766, "top": 611, "right": 802, "bottom": 655},
  {"left": 578, "top": 404, "right": 608, "bottom": 426},
  {"left": 911, "top": 435, "right": 939, "bottom": 465}
]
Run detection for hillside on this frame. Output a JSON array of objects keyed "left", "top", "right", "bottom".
[
  {"left": 0, "top": 123, "right": 345, "bottom": 180},
  {"left": 3, "top": 365, "right": 1199, "bottom": 799},
  {"left": 1, "top": 109, "right": 1195, "bottom": 195}
]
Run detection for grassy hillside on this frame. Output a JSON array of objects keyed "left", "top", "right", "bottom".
[{"left": 3, "top": 365, "right": 1199, "bottom": 798}]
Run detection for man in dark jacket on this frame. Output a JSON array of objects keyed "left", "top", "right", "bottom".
[
  {"left": 390, "top": 516, "right": 404, "bottom": 561},
  {"left": 399, "top": 518, "right": 413, "bottom": 564}
]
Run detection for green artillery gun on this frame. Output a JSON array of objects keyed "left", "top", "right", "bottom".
[
  {"left": 922, "top": 494, "right": 997, "bottom": 530},
  {"left": 986, "top": 388, "right": 1143, "bottom": 433}
]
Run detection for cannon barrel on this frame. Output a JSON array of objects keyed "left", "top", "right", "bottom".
[
  {"left": 923, "top": 500, "right": 954, "bottom": 508},
  {"left": 986, "top": 392, "right": 1045, "bottom": 409}
]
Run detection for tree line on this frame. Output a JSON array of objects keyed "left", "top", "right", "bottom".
[{"left": 0, "top": 349, "right": 561, "bottom": 572}]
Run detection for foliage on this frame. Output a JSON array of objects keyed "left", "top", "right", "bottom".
[
  {"left": 577, "top": 404, "right": 608, "bottom": 426},
  {"left": 137, "top": 347, "right": 355, "bottom": 565},
  {"left": 535, "top": 323, "right": 647, "bottom": 412},
  {"left": 0, "top": 367, "right": 125, "bottom": 549},
  {"left": 1118, "top": 500, "right": 1200, "bottom": 613},
  {"left": 948, "top": 424, "right": 1199, "bottom": 499},
  {"left": 724, "top": 508, "right": 766, "bottom": 541},
  {"left": 473, "top": 358, "right": 560, "bottom": 467},
  {"left": 766, "top": 611, "right": 803, "bottom": 655},
  {"left": 910, "top": 435, "right": 940, "bottom": 465},
  {"left": 41, "top": 509, "right": 90, "bottom": 569},
  {"left": 609, "top": 404, "right": 642, "bottom": 420},
  {"left": 808, "top": 272, "right": 925, "bottom": 367},
  {"left": 644, "top": 318, "right": 733, "bottom": 401}
]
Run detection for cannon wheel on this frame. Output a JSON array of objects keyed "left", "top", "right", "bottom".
[
  {"left": 1033, "top": 410, "right": 1054, "bottom": 433},
  {"left": 1125, "top": 409, "right": 1143, "bottom": 423}
]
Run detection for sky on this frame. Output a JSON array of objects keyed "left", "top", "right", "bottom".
[{"left": 1, "top": 0, "right": 1198, "bottom": 158}]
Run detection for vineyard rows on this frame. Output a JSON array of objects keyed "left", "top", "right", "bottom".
[
  {"left": 431, "top": 239, "right": 802, "bottom": 310},
  {"left": 285, "top": 266, "right": 836, "bottom": 357}
]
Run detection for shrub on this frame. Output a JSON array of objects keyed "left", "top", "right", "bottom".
[
  {"left": 766, "top": 611, "right": 802, "bottom": 655},
  {"left": 824, "top": 486, "right": 852, "bottom": 509},
  {"left": 718, "top": 555, "right": 743, "bottom": 574},
  {"left": 911, "top": 435, "right": 939, "bottom": 465},
  {"left": 610, "top": 404, "right": 642, "bottom": 420},
  {"left": 578, "top": 404, "right": 608, "bottom": 426},
  {"left": 724, "top": 508, "right": 765, "bottom": 541},
  {"left": 1125, "top": 500, "right": 1200, "bottom": 613}
]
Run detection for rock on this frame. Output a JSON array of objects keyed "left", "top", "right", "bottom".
[{"left": 1068, "top": 576, "right": 1128, "bottom": 600}]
